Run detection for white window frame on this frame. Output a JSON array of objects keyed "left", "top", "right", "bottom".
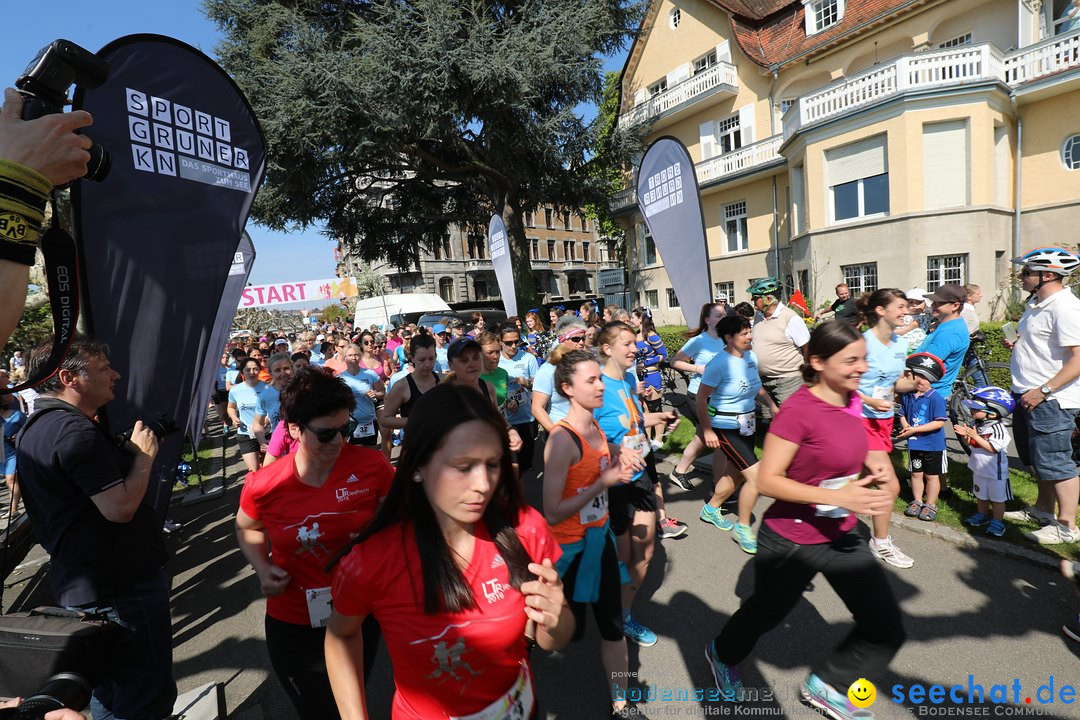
[
  {"left": 669, "top": 7, "right": 681, "bottom": 28},
  {"left": 648, "top": 78, "right": 668, "bottom": 97},
  {"left": 841, "top": 263, "right": 878, "bottom": 295},
  {"left": 529, "top": 237, "right": 539, "bottom": 259},
  {"left": 693, "top": 50, "right": 718, "bottom": 76},
  {"left": 714, "top": 281, "right": 735, "bottom": 302},
  {"left": 927, "top": 254, "right": 967, "bottom": 292},
  {"left": 724, "top": 201, "right": 749, "bottom": 254},
  {"left": 938, "top": 32, "right": 973, "bottom": 48},
  {"left": 805, "top": 0, "right": 844, "bottom": 35},
  {"left": 645, "top": 289, "right": 659, "bottom": 308},
  {"left": 666, "top": 288, "right": 680, "bottom": 308},
  {"left": 438, "top": 276, "right": 455, "bottom": 302},
  {"left": 830, "top": 174, "right": 889, "bottom": 224},
  {"left": 1062, "top": 135, "right": 1080, "bottom": 170},
  {"left": 715, "top": 113, "right": 743, "bottom": 155}
]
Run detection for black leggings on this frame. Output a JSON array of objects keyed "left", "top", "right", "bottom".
[
  {"left": 512, "top": 421, "right": 537, "bottom": 474},
  {"left": 560, "top": 533, "right": 624, "bottom": 642},
  {"left": 713, "top": 524, "right": 905, "bottom": 690},
  {"left": 265, "top": 614, "right": 381, "bottom": 720}
]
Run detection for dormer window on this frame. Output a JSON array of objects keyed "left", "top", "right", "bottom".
[{"left": 805, "top": 0, "right": 844, "bottom": 35}]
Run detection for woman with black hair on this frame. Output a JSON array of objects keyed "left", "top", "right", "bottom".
[
  {"left": 704, "top": 322, "right": 904, "bottom": 719},
  {"left": 326, "top": 384, "right": 573, "bottom": 719},
  {"left": 236, "top": 367, "right": 394, "bottom": 720}
]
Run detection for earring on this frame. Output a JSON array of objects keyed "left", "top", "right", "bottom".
[{"left": 413, "top": 472, "right": 423, "bottom": 483}]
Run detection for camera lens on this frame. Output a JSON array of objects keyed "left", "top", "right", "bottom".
[{"left": 85, "top": 143, "right": 111, "bottom": 183}]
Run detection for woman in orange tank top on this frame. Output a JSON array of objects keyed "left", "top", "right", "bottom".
[{"left": 542, "top": 348, "right": 641, "bottom": 717}]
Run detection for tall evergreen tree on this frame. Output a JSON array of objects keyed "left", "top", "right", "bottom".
[{"left": 205, "top": 0, "right": 642, "bottom": 309}]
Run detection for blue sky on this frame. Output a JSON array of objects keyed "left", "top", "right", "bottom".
[{"left": 1, "top": 1, "right": 628, "bottom": 305}]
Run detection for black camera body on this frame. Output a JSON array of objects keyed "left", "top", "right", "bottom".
[
  {"left": 114, "top": 413, "right": 178, "bottom": 449},
  {"left": 0, "top": 673, "right": 92, "bottom": 720},
  {"left": 16, "top": 39, "right": 111, "bottom": 182}
]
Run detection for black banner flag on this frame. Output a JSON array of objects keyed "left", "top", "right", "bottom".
[{"left": 72, "top": 35, "right": 265, "bottom": 520}]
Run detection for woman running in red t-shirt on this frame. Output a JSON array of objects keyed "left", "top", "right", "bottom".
[{"left": 326, "top": 384, "right": 573, "bottom": 719}]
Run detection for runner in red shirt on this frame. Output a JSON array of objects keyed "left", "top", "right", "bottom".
[
  {"left": 326, "top": 384, "right": 574, "bottom": 719},
  {"left": 236, "top": 367, "right": 394, "bottom": 720}
]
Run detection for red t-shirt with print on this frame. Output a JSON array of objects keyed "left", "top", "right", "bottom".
[
  {"left": 239, "top": 443, "right": 394, "bottom": 625},
  {"left": 331, "top": 506, "right": 561, "bottom": 719}
]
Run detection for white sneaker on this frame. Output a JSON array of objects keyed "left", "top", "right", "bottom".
[
  {"left": 870, "top": 536, "right": 915, "bottom": 569},
  {"left": 650, "top": 439, "right": 664, "bottom": 451},
  {"left": 1003, "top": 506, "right": 1055, "bottom": 526},
  {"left": 1024, "top": 522, "right": 1080, "bottom": 545}
]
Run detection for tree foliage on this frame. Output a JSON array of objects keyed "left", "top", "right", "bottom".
[{"left": 205, "top": 0, "right": 642, "bottom": 309}]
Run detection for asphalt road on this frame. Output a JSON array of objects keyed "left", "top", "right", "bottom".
[{"left": 3, "top": 428, "right": 1078, "bottom": 719}]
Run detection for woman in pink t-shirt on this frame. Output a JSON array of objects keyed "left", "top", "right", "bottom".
[{"left": 704, "top": 322, "right": 905, "bottom": 718}]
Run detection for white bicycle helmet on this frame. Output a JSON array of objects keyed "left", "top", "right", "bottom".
[{"left": 1011, "top": 247, "right": 1080, "bottom": 276}]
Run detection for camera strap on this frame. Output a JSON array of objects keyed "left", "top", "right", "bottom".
[{"left": 0, "top": 219, "right": 80, "bottom": 396}]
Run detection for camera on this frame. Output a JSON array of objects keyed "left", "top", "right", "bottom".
[
  {"left": 16, "top": 39, "right": 111, "bottom": 183},
  {"left": 114, "top": 413, "right": 178, "bottom": 448},
  {"left": 0, "top": 673, "right": 91, "bottom": 720}
]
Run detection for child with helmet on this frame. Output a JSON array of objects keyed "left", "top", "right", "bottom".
[
  {"left": 896, "top": 352, "right": 948, "bottom": 522},
  {"left": 954, "top": 387, "right": 1016, "bottom": 537}
]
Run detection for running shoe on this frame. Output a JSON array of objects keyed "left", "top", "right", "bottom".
[
  {"left": 622, "top": 614, "right": 658, "bottom": 647},
  {"left": 1003, "top": 506, "right": 1055, "bottom": 526},
  {"left": 1064, "top": 613, "right": 1080, "bottom": 644},
  {"left": 732, "top": 523, "right": 758, "bottom": 555},
  {"left": 658, "top": 517, "right": 688, "bottom": 539},
  {"left": 962, "top": 512, "right": 989, "bottom": 527},
  {"left": 700, "top": 503, "right": 734, "bottom": 531},
  {"left": 669, "top": 468, "right": 695, "bottom": 491},
  {"left": 801, "top": 673, "right": 859, "bottom": 720},
  {"left": 1024, "top": 522, "right": 1080, "bottom": 545},
  {"left": 869, "top": 536, "right": 914, "bottom": 569},
  {"left": 650, "top": 439, "right": 664, "bottom": 452},
  {"left": 704, "top": 640, "right": 743, "bottom": 701},
  {"left": 986, "top": 519, "right": 1006, "bottom": 537}
]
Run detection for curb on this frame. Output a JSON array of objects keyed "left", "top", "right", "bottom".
[{"left": 889, "top": 512, "right": 1061, "bottom": 570}]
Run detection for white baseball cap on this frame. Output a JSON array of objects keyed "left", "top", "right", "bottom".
[
  {"left": 905, "top": 288, "right": 928, "bottom": 301},
  {"left": 316, "top": 334, "right": 325, "bottom": 341}
]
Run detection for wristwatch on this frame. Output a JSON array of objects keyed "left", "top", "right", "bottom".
[{"left": 1040, "top": 384, "right": 1054, "bottom": 397}]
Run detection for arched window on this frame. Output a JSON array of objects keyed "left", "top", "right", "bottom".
[{"left": 438, "top": 276, "right": 455, "bottom": 302}]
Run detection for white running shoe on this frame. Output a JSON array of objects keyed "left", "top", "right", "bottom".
[
  {"left": 869, "top": 536, "right": 915, "bottom": 568},
  {"left": 1024, "top": 522, "right": 1080, "bottom": 545},
  {"left": 1003, "top": 506, "right": 1055, "bottom": 526}
]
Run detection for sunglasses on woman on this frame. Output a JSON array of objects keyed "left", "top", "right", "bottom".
[{"left": 303, "top": 420, "right": 357, "bottom": 443}]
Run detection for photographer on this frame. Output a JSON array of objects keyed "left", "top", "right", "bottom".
[
  {"left": 0, "top": 89, "right": 93, "bottom": 351},
  {"left": 15, "top": 339, "right": 176, "bottom": 720}
]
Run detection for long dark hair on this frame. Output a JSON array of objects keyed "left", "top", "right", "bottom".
[
  {"left": 631, "top": 307, "right": 658, "bottom": 338},
  {"left": 855, "top": 288, "right": 906, "bottom": 328},
  {"left": 685, "top": 303, "right": 724, "bottom": 339},
  {"left": 801, "top": 321, "right": 864, "bottom": 384},
  {"left": 328, "top": 384, "right": 533, "bottom": 613}
]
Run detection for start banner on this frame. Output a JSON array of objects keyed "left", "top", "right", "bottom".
[{"left": 239, "top": 277, "right": 358, "bottom": 308}]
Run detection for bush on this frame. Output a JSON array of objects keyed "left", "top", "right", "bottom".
[
  {"left": 974, "top": 321, "right": 1012, "bottom": 389},
  {"left": 656, "top": 325, "right": 690, "bottom": 356}
]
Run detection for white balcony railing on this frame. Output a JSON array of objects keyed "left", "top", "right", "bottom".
[
  {"left": 466, "top": 258, "right": 492, "bottom": 269},
  {"left": 784, "top": 44, "right": 1004, "bottom": 137},
  {"left": 619, "top": 61, "right": 738, "bottom": 130},
  {"left": 1005, "top": 28, "right": 1080, "bottom": 84},
  {"left": 530, "top": 259, "right": 550, "bottom": 269},
  {"left": 697, "top": 135, "right": 785, "bottom": 185},
  {"left": 610, "top": 187, "right": 637, "bottom": 211},
  {"left": 562, "top": 260, "right": 584, "bottom": 270}
]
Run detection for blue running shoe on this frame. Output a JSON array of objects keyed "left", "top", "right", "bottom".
[
  {"left": 801, "top": 673, "right": 858, "bottom": 720},
  {"left": 622, "top": 613, "right": 658, "bottom": 646},
  {"left": 963, "top": 512, "right": 989, "bottom": 527},
  {"left": 732, "top": 523, "right": 758, "bottom": 554},
  {"left": 705, "top": 641, "right": 743, "bottom": 701},
  {"left": 700, "top": 503, "right": 734, "bottom": 531},
  {"left": 986, "top": 519, "right": 1006, "bottom": 537}
]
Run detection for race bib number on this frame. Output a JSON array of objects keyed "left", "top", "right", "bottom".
[
  {"left": 353, "top": 421, "right": 375, "bottom": 438},
  {"left": 814, "top": 475, "right": 856, "bottom": 519},
  {"left": 736, "top": 412, "right": 756, "bottom": 437},
  {"left": 305, "top": 586, "right": 333, "bottom": 628},
  {"left": 451, "top": 663, "right": 533, "bottom": 720},
  {"left": 577, "top": 487, "right": 608, "bottom": 525},
  {"left": 621, "top": 432, "right": 651, "bottom": 458}
]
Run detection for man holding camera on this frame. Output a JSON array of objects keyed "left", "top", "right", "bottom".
[{"left": 15, "top": 339, "right": 176, "bottom": 720}]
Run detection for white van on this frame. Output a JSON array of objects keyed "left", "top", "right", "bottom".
[{"left": 353, "top": 293, "right": 453, "bottom": 330}]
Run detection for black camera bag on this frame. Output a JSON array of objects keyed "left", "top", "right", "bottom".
[{"left": 0, "top": 607, "right": 116, "bottom": 699}]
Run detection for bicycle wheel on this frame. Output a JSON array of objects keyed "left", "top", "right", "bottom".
[
  {"left": 660, "top": 364, "right": 688, "bottom": 409},
  {"left": 985, "top": 362, "right": 1011, "bottom": 390}
]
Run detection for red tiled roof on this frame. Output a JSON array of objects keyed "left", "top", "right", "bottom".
[{"left": 724, "top": 0, "right": 928, "bottom": 68}]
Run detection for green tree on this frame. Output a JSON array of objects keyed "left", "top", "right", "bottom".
[{"left": 205, "top": 0, "right": 642, "bottom": 311}]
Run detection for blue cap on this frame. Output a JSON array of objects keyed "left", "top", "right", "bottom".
[{"left": 432, "top": 323, "right": 447, "bottom": 334}]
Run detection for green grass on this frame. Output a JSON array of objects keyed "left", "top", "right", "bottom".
[
  {"left": 660, "top": 417, "right": 697, "bottom": 453},
  {"left": 173, "top": 434, "right": 227, "bottom": 493}
]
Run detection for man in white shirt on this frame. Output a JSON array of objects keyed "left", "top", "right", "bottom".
[
  {"left": 748, "top": 278, "right": 810, "bottom": 409},
  {"left": 1004, "top": 248, "right": 1080, "bottom": 544}
]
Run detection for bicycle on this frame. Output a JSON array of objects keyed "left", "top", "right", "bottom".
[
  {"left": 657, "top": 361, "right": 690, "bottom": 410},
  {"left": 948, "top": 331, "right": 1011, "bottom": 427}
]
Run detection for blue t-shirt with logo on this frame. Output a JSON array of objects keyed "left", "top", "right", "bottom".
[
  {"left": 228, "top": 381, "right": 267, "bottom": 437},
  {"left": 255, "top": 385, "right": 284, "bottom": 430},
  {"left": 916, "top": 318, "right": 970, "bottom": 398},
  {"left": 594, "top": 370, "right": 648, "bottom": 484},
  {"left": 860, "top": 330, "right": 909, "bottom": 419},
  {"left": 533, "top": 361, "right": 570, "bottom": 425},
  {"left": 900, "top": 389, "right": 947, "bottom": 452},
  {"left": 216, "top": 365, "right": 230, "bottom": 391},
  {"left": 339, "top": 367, "right": 381, "bottom": 424},
  {"left": 499, "top": 350, "right": 539, "bottom": 426},
  {"left": 679, "top": 333, "right": 727, "bottom": 394},
  {"left": 701, "top": 350, "right": 761, "bottom": 430}
]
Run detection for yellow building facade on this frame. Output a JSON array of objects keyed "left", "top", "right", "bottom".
[{"left": 612, "top": 0, "right": 1080, "bottom": 325}]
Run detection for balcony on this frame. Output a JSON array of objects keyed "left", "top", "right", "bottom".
[
  {"left": 530, "top": 259, "right": 550, "bottom": 269},
  {"left": 598, "top": 261, "right": 622, "bottom": 270},
  {"left": 465, "top": 258, "right": 492, "bottom": 270},
  {"left": 610, "top": 187, "right": 637, "bottom": 212},
  {"left": 562, "top": 259, "right": 584, "bottom": 270},
  {"left": 697, "top": 135, "right": 785, "bottom": 187},
  {"left": 618, "top": 61, "right": 738, "bottom": 131},
  {"left": 1005, "top": 29, "right": 1080, "bottom": 85}
]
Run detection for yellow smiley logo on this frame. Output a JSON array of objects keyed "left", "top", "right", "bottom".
[{"left": 848, "top": 678, "right": 876, "bottom": 708}]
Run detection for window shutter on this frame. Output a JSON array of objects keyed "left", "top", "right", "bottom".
[
  {"left": 922, "top": 121, "right": 968, "bottom": 210},
  {"left": 633, "top": 88, "right": 647, "bottom": 106},
  {"left": 716, "top": 40, "right": 732, "bottom": 63},
  {"left": 668, "top": 63, "right": 691, "bottom": 86},
  {"left": 700, "top": 120, "right": 716, "bottom": 161},
  {"left": 994, "top": 125, "right": 1010, "bottom": 207},
  {"left": 826, "top": 135, "right": 887, "bottom": 187},
  {"left": 791, "top": 165, "right": 806, "bottom": 235},
  {"left": 738, "top": 103, "right": 756, "bottom": 144}
]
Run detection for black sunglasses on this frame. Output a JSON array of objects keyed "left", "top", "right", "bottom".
[
  {"left": 302, "top": 420, "right": 357, "bottom": 443},
  {"left": 502, "top": 339, "right": 521, "bottom": 346},
  {"left": 1020, "top": 268, "right": 1035, "bottom": 277}
]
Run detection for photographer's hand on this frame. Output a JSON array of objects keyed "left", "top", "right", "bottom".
[
  {"left": 129, "top": 420, "right": 160, "bottom": 460},
  {"left": 0, "top": 88, "right": 93, "bottom": 185}
]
